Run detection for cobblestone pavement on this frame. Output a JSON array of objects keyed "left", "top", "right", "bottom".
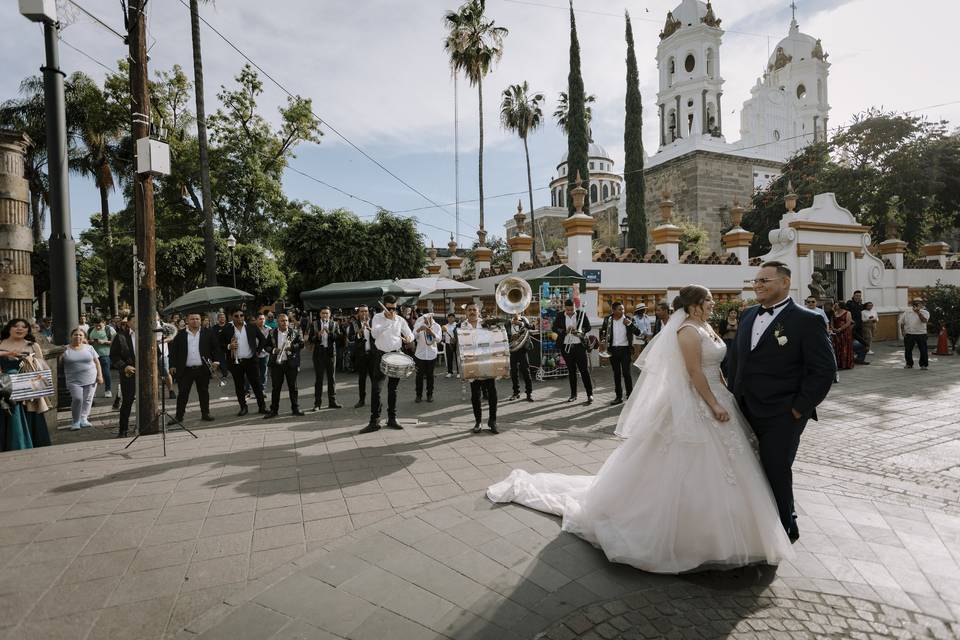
[{"left": 0, "top": 342, "right": 958, "bottom": 640}]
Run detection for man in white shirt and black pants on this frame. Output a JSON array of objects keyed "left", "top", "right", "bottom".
[
  {"left": 169, "top": 313, "right": 221, "bottom": 423},
  {"left": 551, "top": 299, "right": 593, "bottom": 405},
  {"left": 359, "top": 295, "right": 414, "bottom": 434},
  {"left": 347, "top": 305, "right": 374, "bottom": 408},
  {"left": 220, "top": 308, "right": 267, "bottom": 416},
  {"left": 900, "top": 298, "right": 931, "bottom": 370},
  {"left": 413, "top": 312, "right": 441, "bottom": 403},
  {"left": 601, "top": 301, "right": 642, "bottom": 405}
]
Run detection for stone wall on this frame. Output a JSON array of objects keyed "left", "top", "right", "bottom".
[{"left": 0, "top": 130, "right": 34, "bottom": 324}]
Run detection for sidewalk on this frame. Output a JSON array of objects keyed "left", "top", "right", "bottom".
[{"left": 1, "top": 343, "right": 958, "bottom": 639}]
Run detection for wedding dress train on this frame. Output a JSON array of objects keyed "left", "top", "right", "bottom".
[{"left": 487, "top": 312, "right": 793, "bottom": 573}]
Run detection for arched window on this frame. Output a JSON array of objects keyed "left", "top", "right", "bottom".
[
  {"left": 559, "top": 187, "right": 565, "bottom": 207},
  {"left": 602, "top": 183, "right": 609, "bottom": 200},
  {"left": 668, "top": 57, "right": 675, "bottom": 86},
  {"left": 706, "top": 48, "right": 714, "bottom": 78},
  {"left": 590, "top": 184, "right": 598, "bottom": 203},
  {"left": 668, "top": 109, "right": 677, "bottom": 141}
]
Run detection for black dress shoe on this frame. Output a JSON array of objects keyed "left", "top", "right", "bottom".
[
  {"left": 426, "top": 395, "right": 434, "bottom": 403},
  {"left": 115, "top": 431, "right": 128, "bottom": 439},
  {"left": 201, "top": 415, "right": 215, "bottom": 422},
  {"left": 262, "top": 412, "right": 277, "bottom": 420},
  {"left": 386, "top": 420, "right": 403, "bottom": 430},
  {"left": 566, "top": 396, "right": 577, "bottom": 403},
  {"left": 509, "top": 393, "right": 520, "bottom": 401},
  {"left": 358, "top": 422, "right": 381, "bottom": 434},
  {"left": 174, "top": 414, "right": 185, "bottom": 423},
  {"left": 471, "top": 423, "right": 482, "bottom": 434},
  {"left": 526, "top": 395, "right": 534, "bottom": 402},
  {"left": 414, "top": 397, "right": 423, "bottom": 403},
  {"left": 328, "top": 401, "right": 343, "bottom": 409},
  {"left": 291, "top": 410, "right": 305, "bottom": 416},
  {"left": 610, "top": 398, "right": 623, "bottom": 406},
  {"left": 585, "top": 396, "right": 593, "bottom": 406},
  {"left": 353, "top": 400, "right": 365, "bottom": 408},
  {"left": 312, "top": 405, "right": 322, "bottom": 412},
  {"left": 257, "top": 406, "right": 267, "bottom": 414},
  {"left": 237, "top": 407, "right": 249, "bottom": 417},
  {"left": 488, "top": 422, "right": 498, "bottom": 434}
]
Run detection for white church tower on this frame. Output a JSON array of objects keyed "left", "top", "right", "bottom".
[
  {"left": 738, "top": 3, "right": 830, "bottom": 163},
  {"left": 655, "top": 0, "right": 725, "bottom": 150}
]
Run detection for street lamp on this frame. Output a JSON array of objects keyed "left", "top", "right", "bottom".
[
  {"left": 619, "top": 218, "right": 629, "bottom": 253},
  {"left": 20, "top": 0, "right": 78, "bottom": 345},
  {"left": 226, "top": 234, "right": 237, "bottom": 288}
]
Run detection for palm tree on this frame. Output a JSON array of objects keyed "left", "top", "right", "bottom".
[
  {"left": 443, "top": 0, "right": 508, "bottom": 242},
  {"left": 500, "top": 82, "right": 544, "bottom": 262},
  {"left": 190, "top": 0, "right": 218, "bottom": 286},
  {"left": 553, "top": 91, "right": 596, "bottom": 141},
  {"left": 68, "top": 74, "right": 125, "bottom": 316}
]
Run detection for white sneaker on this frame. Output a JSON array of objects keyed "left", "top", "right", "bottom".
[
  {"left": 69, "top": 423, "right": 82, "bottom": 431},
  {"left": 80, "top": 419, "right": 93, "bottom": 428},
  {"left": 104, "top": 390, "right": 112, "bottom": 398},
  {"left": 445, "top": 373, "right": 453, "bottom": 378},
  {"left": 867, "top": 350, "right": 875, "bottom": 355}
]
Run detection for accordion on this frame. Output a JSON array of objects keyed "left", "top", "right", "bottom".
[{"left": 6, "top": 369, "right": 55, "bottom": 401}]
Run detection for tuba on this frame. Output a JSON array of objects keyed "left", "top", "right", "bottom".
[{"left": 495, "top": 276, "right": 532, "bottom": 352}]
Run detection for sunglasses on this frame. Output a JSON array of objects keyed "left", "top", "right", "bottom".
[{"left": 384, "top": 306, "right": 396, "bottom": 311}]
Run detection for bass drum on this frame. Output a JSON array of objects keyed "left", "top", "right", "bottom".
[
  {"left": 380, "top": 352, "right": 416, "bottom": 379},
  {"left": 458, "top": 325, "right": 510, "bottom": 381}
]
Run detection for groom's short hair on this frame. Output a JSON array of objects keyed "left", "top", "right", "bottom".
[{"left": 761, "top": 261, "right": 791, "bottom": 278}]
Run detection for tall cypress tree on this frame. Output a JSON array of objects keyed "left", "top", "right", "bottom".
[
  {"left": 565, "top": 1, "right": 590, "bottom": 216},
  {"left": 624, "top": 11, "right": 647, "bottom": 252}
]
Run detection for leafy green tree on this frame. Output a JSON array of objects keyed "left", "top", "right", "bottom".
[
  {"left": 676, "top": 219, "right": 710, "bottom": 256},
  {"left": 500, "top": 82, "right": 544, "bottom": 261},
  {"left": 564, "top": 2, "right": 590, "bottom": 216},
  {"left": 208, "top": 64, "right": 322, "bottom": 242},
  {"left": 465, "top": 235, "right": 510, "bottom": 274},
  {"left": 444, "top": 0, "right": 508, "bottom": 240},
  {"left": 553, "top": 91, "right": 595, "bottom": 140},
  {"left": 623, "top": 11, "right": 647, "bottom": 255},
  {"left": 922, "top": 281, "right": 960, "bottom": 351}
]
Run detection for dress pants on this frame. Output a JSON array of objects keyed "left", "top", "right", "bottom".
[
  {"left": 470, "top": 379, "right": 497, "bottom": 424},
  {"left": 175, "top": 365, "right": 211, "bottom": 419},
  {"left": 353, "top": 350, "right": 371, "bottom": 401},
  {"left": 118, "top": 373, "right": 136, "bottom": 434},
  {"left": 369, "top": 349, "right": 399, "bottom": 421},
  {"left": 562, "top": 343, "right": 593, "bottom": 397},
  {"left": 509, "top": 349, "right": 532, "bottom": 396},
  {"left": 446, "top": 344, "right": 458, "bottom": 375},
  {"left": 230, "top": 358, "right": 265, "bottom": 410},
  {"left": 312, "top": 347, "right": 337, "bottom": 406},
  {"left": 903, "top": 333, "right": 929, "bottom": 368},
  {"left": 269, "top": 363, "right": 299, "bottom": 413},
  {"left": 415, "top": 357, "right": 436, "bottom": 398},
  {"left": 608, "top": 346, "right": 633, "bottom": 400},
  {"left": 740, "top": 400, "right": 807, "bottom": 535}
]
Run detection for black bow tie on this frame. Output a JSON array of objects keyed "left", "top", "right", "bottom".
[{"left": 759, "top": 300, "right": 789, "bottom": 316}]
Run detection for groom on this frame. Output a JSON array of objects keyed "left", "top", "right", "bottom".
[{"left": 722, "top": 261, "right": 835, "bottom": 542}]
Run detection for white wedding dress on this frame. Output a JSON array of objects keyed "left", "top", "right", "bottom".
[{"left": 488, "top": 311, "right": 793, "bottom": 573}]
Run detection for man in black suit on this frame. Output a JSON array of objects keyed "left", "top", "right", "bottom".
[
  {"left": 506, "top": 313, "right": 533, "bottom": 402},
  {"left": 346, "top": 305, "right": 374, "bottom": 408},
  {"left": 722, "top": 261, "right": 836, "bottom": 543},
  {"left": 263, "top": 313, "right": 305, "bottom": 418},
  {"left": 652, "top": 301, "right": 671, "bottom": 336},
  {"left": 308, "top": 306, "right": 341, "bottom": 410},
  {"left": 169, "top": 312, "right": 221, "bottom": 423},
  {"left": 109, "top": 315, "right": 137, "bottom": 438},
  {"left": 551, "top": 299, "right": 593, "bottom": 405},
  {"left": 600, "top": 301, "right": 643, "bottom": 405},
  {"left": 219, "top": 308, "right": 267, "bottom": 416}
]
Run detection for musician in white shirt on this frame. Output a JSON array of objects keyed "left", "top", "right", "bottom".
[
  {"left": 412, "top": 313, "right": 441, "bottom": 403},
  {"left": 348, "top": 305, "right": 375, "bottom": 409},
  {"left": 359, "top": 295, "right": 414, "bottom": 433},
  {"left": 458, "top": 303, "right": 498, "bottom": 434},
  {"left": 550, "top": 299, "right": 594, "bottom": 405}
]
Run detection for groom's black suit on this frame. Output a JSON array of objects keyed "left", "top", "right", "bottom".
[{"left": 722, "top": 299, "right": 835, "bottom": 537}]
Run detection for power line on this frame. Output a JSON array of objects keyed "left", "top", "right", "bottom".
[
  {"left": 65, "top": 0, "right": 126, "bottom": 40},
  {"left": 174, "top": 0, "right": 474, "bottom": 233},
  {"left": 59, "top": 37, "right": 115, "bottom": 73}
]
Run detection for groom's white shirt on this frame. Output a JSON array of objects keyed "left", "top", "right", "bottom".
[{"left": 750, "top": 296, "right": 791, "bottom": 350}]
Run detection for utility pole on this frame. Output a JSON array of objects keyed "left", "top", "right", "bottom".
[
  {"left": 19, "top": 3, "right": 78, "bottom": 345},
  {"left": 127, "top": 0, "right": 159, "bottom": 435}
]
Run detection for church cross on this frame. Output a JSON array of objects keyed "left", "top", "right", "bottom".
[{"left": 790, "top": 1, "right": 797, "bottom": 21}]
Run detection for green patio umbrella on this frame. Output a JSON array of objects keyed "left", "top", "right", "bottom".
[{"left": 162, "top": 286, "right": 254, "bottom": 314}]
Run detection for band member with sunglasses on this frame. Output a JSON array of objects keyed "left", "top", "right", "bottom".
[{"left": 219, "top": 308, "right": 267, "bottom": 416}]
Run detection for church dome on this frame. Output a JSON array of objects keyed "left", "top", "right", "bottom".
[
  {"left": 670, "top": 0, "right": 708, "bottom": 27},
  {"left": 767, "top": 19, "right": 820, "bottom": 71},
  {"left": 558, "top": 142, "right": 611, "bottom": 165}
]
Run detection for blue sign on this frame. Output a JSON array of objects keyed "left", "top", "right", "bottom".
[{"left": 583, "top": 269, "right": 601, "bottom": 284}]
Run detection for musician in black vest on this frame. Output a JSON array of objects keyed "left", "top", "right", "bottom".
[
  {"left": 169, "top": 312, "right": 221, "bottom": 423},
  {"left": 109, "top": 315, "right": 137, "bottom": 438},
  {"left": 600, "top": 301, "right": 643, "bottom": 405},
  {"left": 551, "top": 299, "right": 593, "bottom": 405},
  {"left": 219, "top": 308, "right": 267, "bottom": 416},
  {"left": 308, "top": 307, "right": 341, "bottom": 410},
  {"left": 346, "top": 305, "right": 374, "bottom": 408},
  {"left": 506, "top": 314, "right": 533, "bottom": 402},
  {"left": 263, "top": 313, "right": 305, "bottom": 418},
  {"left": 722, "top": 261, "right": 836, "bottom": 542}
]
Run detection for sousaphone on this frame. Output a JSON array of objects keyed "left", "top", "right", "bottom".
[{"left": 495, "top": 276, "right": 532, "bottom": 352}]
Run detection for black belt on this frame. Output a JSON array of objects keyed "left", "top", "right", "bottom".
[{"left": 185, "top": 365, "right": 205, "bottom": 370}]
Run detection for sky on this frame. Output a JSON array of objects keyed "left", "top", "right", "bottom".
[{"left": 2, "top": 0, "right": 959, "bottom": 250}]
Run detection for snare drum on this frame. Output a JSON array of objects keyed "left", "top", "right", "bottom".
[
  {"left": 457, "top": 325, "right": 510, "bottom": 381},
  {"left": 380, "top": 352, "right": 416, "bottom": 379}
]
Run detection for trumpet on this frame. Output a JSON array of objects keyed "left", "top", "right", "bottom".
[
  {"left": 230, "top": 335, "right": 239, "bottom": 364},
  {"left": 204, "top": 357, "right": 227, "bottom": 386},
  {"left": 276, "top": 336, "right": 293, "bottom": 364}
]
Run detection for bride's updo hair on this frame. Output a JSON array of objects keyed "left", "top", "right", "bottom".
[{"left": 672, "top": 285, "right": 711, "bottom": 313}]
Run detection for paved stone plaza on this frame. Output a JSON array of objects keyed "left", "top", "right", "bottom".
[{"left": 1, "top": 343, "right": 958, "bottom": 639}]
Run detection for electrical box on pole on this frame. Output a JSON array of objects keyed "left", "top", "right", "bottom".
[
  {"left": 135, "top": 138, "right": 171, "bottom": 176},
  {"left": 18, "top": 0, "right": 56, "bottom": 23}
]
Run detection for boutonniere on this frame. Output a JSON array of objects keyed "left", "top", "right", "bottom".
[{"left": 773, "top": 323, "right": 788, "bottom": 346}]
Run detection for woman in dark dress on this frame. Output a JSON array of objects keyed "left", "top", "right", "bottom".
[
  {"left": 0, "top": 319, "right": 52, "bottom": 451},
  {"left": 831, "top": 302, "right": 855, "bottom": 370}
]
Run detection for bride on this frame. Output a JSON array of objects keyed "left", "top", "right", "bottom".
[{"left": 488, "top": 285, "right": 793, "bottom": 573}]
